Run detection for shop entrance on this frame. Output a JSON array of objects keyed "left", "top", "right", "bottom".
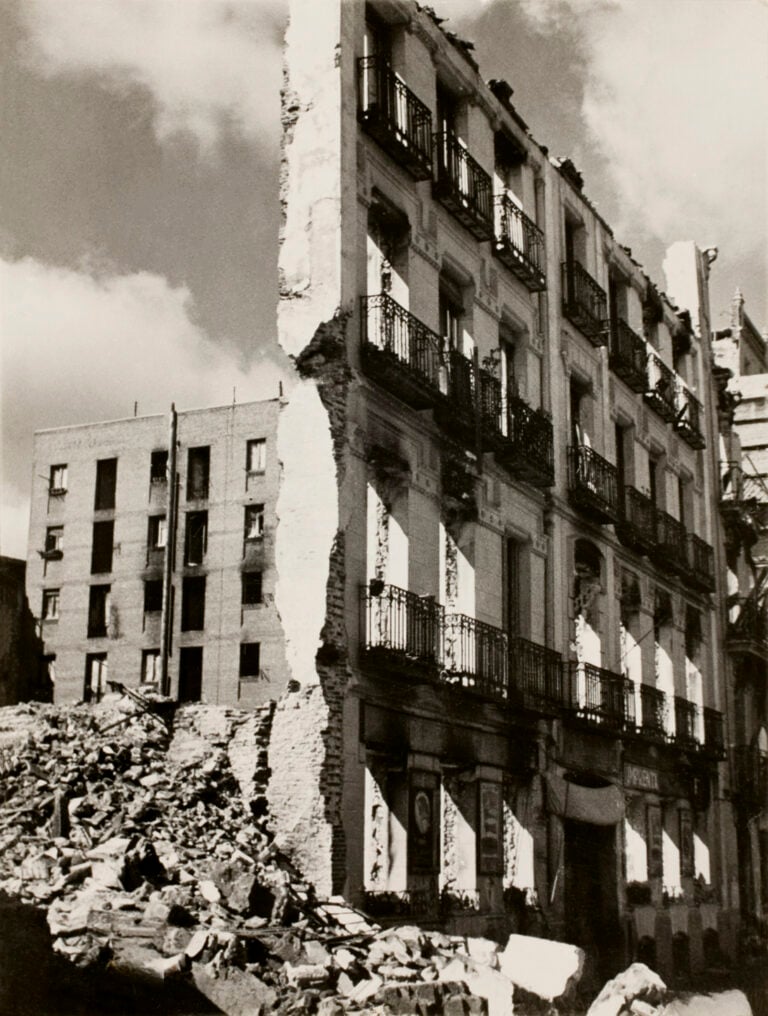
[{"left": 564, "top": 819, "right": 621, "bottom": 983}]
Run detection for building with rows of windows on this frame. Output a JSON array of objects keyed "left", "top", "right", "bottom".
[
  {"left": 26, "top": 400, "right": 288, "bottom": 708},
  {"left": 267, "top": 0, "right": 741, "bottom": 987}
]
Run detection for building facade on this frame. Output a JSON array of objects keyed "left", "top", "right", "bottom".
[
  {"left": 26, "top": 401, "right": 288, "bottom": 708},
  {"left": 0, "top": 556, "right": 46, "bottom": 705},
  {"left": 269, "top": 0, "right": 738, "bottom": 985}
]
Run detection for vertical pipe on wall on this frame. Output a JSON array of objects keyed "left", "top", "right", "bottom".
[{"left": 160, "top": 404, "right": 178, "bottom": 697}]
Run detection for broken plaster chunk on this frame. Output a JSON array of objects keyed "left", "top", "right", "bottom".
[
  {"left": 198, "top": 880, "right": 221, "bottom": 904},
  {"left": 500, "top": 933, "right": 584, "bottom": 1002},
  {"left": 284, "top": 962, "right": 330, "bottom": 988}
]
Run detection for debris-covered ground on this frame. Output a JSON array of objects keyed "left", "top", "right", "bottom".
[{"left": 0, "top": 698, "right": 758, "bottom": 1016}]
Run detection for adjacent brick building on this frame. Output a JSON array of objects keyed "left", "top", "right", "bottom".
[{"left": 26, "top": 401, "right": 288, "bottom": 708}]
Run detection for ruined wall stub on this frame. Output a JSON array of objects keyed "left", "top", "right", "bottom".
[{"left": 269, "top": 0, "right": 357, "bottom": 897}]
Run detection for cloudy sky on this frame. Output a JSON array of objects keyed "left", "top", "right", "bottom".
[{"left": 1, "top": 0, "right": 766, "bottom": 558}]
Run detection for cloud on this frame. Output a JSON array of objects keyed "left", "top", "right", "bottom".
[
  {"left": 18, "top": 0, "right": 285, "bottom": 151},
  {"left": 518, "top": 0, "right": 768, "bottom": 255},
  {"left": 0, "top": 257, "right": 289, "bottom": 557}
]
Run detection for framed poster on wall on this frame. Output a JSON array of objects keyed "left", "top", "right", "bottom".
[
  {"left": 478, "top": 781, "right": 504, "bottom": 875},
  {"left": 647, "top": 803, "right": 662, "bottom": 878}
]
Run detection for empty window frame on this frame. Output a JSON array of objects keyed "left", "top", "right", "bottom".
[
  {"left": 141, "top": 649, "right": 161, "bottom": 685},
  {"left": 148, "top": 515, "right": 167, "bottom": 550},
  {"left": 84, "top": 653, "right": 108, "bottom": 704},
  {"left": 239, "top": 642, "right": 261, "bottom": 679},
  {"left": 242, "top": 571, "right": 263, "bottom": 607},
  {"left": 186, "top": 447, "right": 210, "bottom": 501},
  {"left": 144, "top": 579, "right": 163, "bottom": 613},
  {"left": 91, "top": 519, "right": 114, "bottom": 574},
  {"left": 244, "top": 504, "right": 265, "bottom": 541},
  {"left": 246, "top": 439, "right": 266, "bottom": 475},
  {"left": 178, "top": 646, "right": 203, "bottom": 702},
  {"left": 94, "top": 458, "right": 118, "bottom": 511},
  {"left": 184, "top": 511, "right": 208, "bottom": 566},
  {"left": 181, "top": 576, "right": 206, "bottom": 631},
  {"left": 49, "top": 464, "right": 68, "bottom": 494},
  {"left": 42, "top": 588, "right": 60, "bottom": 621},
  {"left": 150, "top": 449, "right": 168, "bottom": 483},
  {"left": 44, "top": 526, "right": 63, "bottom": 557},
  {"left": 87, "top": 585, "right": 111, "bottom": 638}
]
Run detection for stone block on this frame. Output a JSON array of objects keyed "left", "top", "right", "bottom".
[
  {"left": 500, "top": 933, "right": 584, "bottom": 1001},
  {"left": 587, "top": 962, "right": 667, "bottom": 1016}
]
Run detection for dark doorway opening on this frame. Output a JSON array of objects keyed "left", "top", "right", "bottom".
[
  {"left": 178, "top": 647, "right": 203, "bottom": 702},
  {"left": 564, "top": 819, "right": 621, "bottom": 984}
]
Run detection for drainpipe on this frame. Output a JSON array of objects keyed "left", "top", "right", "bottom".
[{"left": 160, "top": 404, "right": 178, "bottom": 697}]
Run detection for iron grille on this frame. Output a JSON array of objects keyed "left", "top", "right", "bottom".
[{"left": 357, "top": 57, "right": 433, "bottom": 180}]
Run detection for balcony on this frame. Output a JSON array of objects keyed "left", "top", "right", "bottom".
[
  {"left": 357, "top": 58, "right": 433, "bottom": 181},
  {"left": 686, "top": 533, "right": 716, "bottom": 593},
  {"left": 361, "top": 582, "right": 442, "bottom": 678},
  {"left": 674, "top": 696, "right": 700, "bottom": 749},
  {"left": 493, "top": 195, "right": 546, "bottom": 292},
  {"left": 726, "top": 596, "right": 768, "bottom": 660},
  {"left": 674, "top": 382, "right": 706, "bottom": 450},
  {"left": 572, "top": 663, "right": 634, "bottom": 730},
  {"left": 719, "top": 462, "right": 763, "bottom": 550},
  {"left": 703, "top": 707, "right": 725, "bottom": 760},
  {"left": 615, "top": 486, "right": 657, "bottom": 555},
  {"left": 491, "top": 390, "right": 554, "bottom": 489},
  {"left": 732, "top": 746, "right": 768, "bottom": 816},
  {"left": 434, "top": 348, "right": 478, "bottom": 444},
  {"left": 361, "top": 294, "right": 442, "bottom": 409},
  {"left": 640, "top": 684, "right": 668, "bottom": 741},
  {"left": 509, "top": 637, "right": 567, "bottom": 713},
  {"left": 651, "top": 509, "right": 688, "bottom": 575},
  {"left": 443, "top": 613, "right": 508, "bottom": 701},
  {"left": 609, "top": 319, "right": 647, "bottom": 393},
  {"left": 561, "top": 261, "right": 608, "bottom": 345},
  {"left": 567, "top": 445, "right": 620, "bottom": 523},
  {"left": 644, "top": 351, "right": 677, "bottom": 422},
  {"left": 433, "top": 131, "right": 494, "bottom": 241}
]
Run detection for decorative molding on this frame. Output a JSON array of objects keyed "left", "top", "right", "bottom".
[{"left": 411, "top": 232, "right": 440, "bottom": 271}]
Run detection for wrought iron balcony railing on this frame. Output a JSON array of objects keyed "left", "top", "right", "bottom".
[
  {"left": 720, "top": 462, "right": 764, "bottom": 507},
  {"left": 640, "top": 684, "right": 668, "bottom": 740},
  {"left": 652, "top": 509, "right": 688, "bottom": 574},
  {"left": 703, "top": 707, "right": 725, "bottom": 759},
  {"left": 726, "top": 596, "right": 768, "bottom": 659},
  {"left": 361, "top": 582, "right": 442, "bottom": 674},
  {"left": 509, "top": 637, "right": 567, "bottom": 713},
  {"left": 357, "top": 57, "right": 433, "bottom": 181},
  {"left": 361, "top": 294, "right": 442, "bottom": 409},
  {"left": 732, "top": 746, "right": 768, "bottom": 816},
  {"left": 674, "top": 381, "right": 706, "bottom": 450},
  {"left": 674, "top": 696, "right": 700, "bottom": 749},
  {"left": 686, "top": 533, "right": 716, "bottom": 592},
  {"left": 434, "top": 347, "right": 477, "bottom": 443},
  {"left": 561, "top": 261, "right": 608, "bottom": 345},
  {"left": 443, "top": 613, "right": 508, "bottom": 700},
  {"left": 567, "top": 445, "right": 620, "bottom": 523},
  {"left": 616, "top": 486, "right": 657, "bottom": 555},
  {"left": 572, "top": 663, "right": 635, "bottom": 730},
  {"left": 644, "top": 350, "right": 677, "bottom": 422},
  {"left": 433, "top": 130, "right": 494, "bottom": 241},
  {"left": 609, "top": 319, "right": 648, "bottom": 392},
  {"left": 503, "top": 393, "right": 555, "bottom": 488},
  {"left": 362, "top": 889, "right": 437, "bottom": 920},
  {"left": 493, "top": 195, "right": 546, "bottom": 292}
]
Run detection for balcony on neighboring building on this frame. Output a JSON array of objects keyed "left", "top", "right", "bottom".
[
  {"left": 509, "top": 637, "right": 567, "bottom": 713},
  {"left": 361, "top": 294, "right": 442, "bottom": 409},
  {"left": 732, "top": 746, "right": 768, "bottom": 817},
  {"left": 651, "top": 509, "right": 688, "bottom": 575},
  {"left": 673, "top": 696, "right": 700, "bottom": 750},
  {"left": 361, "top": 581, "right": 442, "bottom": 679},
  {"left": 433, "top": 131, "right": 494, "bottom": 241},
  {"left": 493, "top": 195, "right": 546, "bottom": 292},
  {"left": 703, "top": 707, "right": 726, "bottom": 760},
  {"left": 615, "top": 486, "right": 657, "bottom": 555},
  {"left": 639, "top": 684, "right": 668, "bottom": 741},
  {"left": 567, "top": 445, "right": 620, "bottom": 523},
  {"left": 571, "top": 663, "right": 635, "bottom": 731},
  {"left": 719, "top": 462, "right": 763, "bottom": 551},
  {"left": 561, "top": 261, "right": 608, "bottom": 345},
  {"left": 686, "top": 533, "right": 716, "bottom": 593},
  {"left": 644, "top": 351, "right": 677, "bottom": 422},
  {"left": 609, "top": 319, "right": 648, "bottom": 393},
  {"left": 357, "top": 57, "right": 433, "bottom": 181},
  {"left": 443, "top": 613, "right": 508, "bottom": 701},
  {"left": 726, "top": 595, "right": 768, "bottom": 661},
  {"left": 674, "top": 381, "right": 706, "bottom": 450},
  {"left": 493, "top": 390, "right": 555, "bottom": 489},
  {"left": 434, "top": 348, "right": 478, "bottom": 444}
]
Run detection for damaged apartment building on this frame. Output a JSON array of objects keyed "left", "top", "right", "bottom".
[{"left": 25, "top": 0, "right": 747, "bottom": 986}]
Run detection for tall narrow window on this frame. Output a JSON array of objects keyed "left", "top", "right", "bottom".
[
  {"left": 44, "top": 526, "right": 64, "bottom": 558},
  {"left": 649, "top": 454, "right": 660, "bottom": 507},
  {"left": 42, "top": 589, "right": 60, "bottom": 621},
  {"left": 239, "top": 642, "right": 261, "bottom": 679},
  {"left": 84, "top": 653, "right": 108, "bottom": 703},
  {"left": 181, "top": 577, "right": 206, "bottom": 631},
  {"left": 245, "top": 504, "right": 265, "bottom": 541},
  {"left": 242, "top": 572, "right": 263, "bottom": 607},
  {"left": 246, "top": 439, "right": 266, "bottom": 475},
  {"left": 178, "top": 647, "right": 203, "bottom": 702},
  {"left": 148, "top": 515, "right": 167, "bottom": 550},
  {"left": 187, "top": 447, "right": 210, "bottom": 501},
  {"left": 150, "top": 450, "right": 168, "bottom": 483},
  {"left": 87, "top": 585, "right": 110, "bottom": 638},
  {"left": 439, "top": 284, "right": 463, "bottom": 353},
  {"left": 184, "top": 511, "right": 208, "bottom": 566},
  {"left": 49, "top": 464, "right": 68, "bottom": 495},
  {"left": 144, "top": 580, "right": 163, "bottom": 613},
  {"left": 94, "top": 458, "right": 118, "bottom": 510},
  {"left": 141, "top": 649, "right": 161, "bottom": 685},
  {"left": 91, "top": 519, "right": 114, "bottom": 574}
]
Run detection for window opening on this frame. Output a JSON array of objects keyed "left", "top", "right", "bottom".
[
  {"left": 246, "top": 439, "right": 266, "bottom": 475},
  {"left": 187, "top": 447, "right": 210, "bottom": 501},
  {"left": 150, "top": 450, "right": 168, "bottom": 483},
  {"left": 242, "top": 572, "right": 263, "bottom": 606},
  {"left": 181, "top": 576, "right": 206, "bottom": 631},
  {"left": 42, "top": 588, "right": 60, "bottom": 621},
  {"left": 84, "top": 653, "right": 108, "bottom": 703},
  {"left": 239, "top": 642, "right": 261, "bottom": 679},
  {"left": 184, "top": 511, "right": 208, "bottom": 566},
  {"left": 144, "top": 580, "right": 163, "bottom": 613},
  {"left": 87, "top": 585, "right": 110, "bottom": 638},
  {"left": 49, "top": 464, "right": 68, "bottom": 494},
  {"left": 91, "top": 520, "right": 114, "bottom": 574},
  {"left": 94, "top": 458, "right": 118, "bottom": 510},
  {"left": 141, "top": 649, "right": 161, "bottom": 685},
  {"left": 245, "top": 504, "right": 265, "bottom": 541},
  {"left": 148, "top": 515, "right": 167, "bottom": 550}
]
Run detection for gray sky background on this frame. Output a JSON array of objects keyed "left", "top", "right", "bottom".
[{"left": 1, "top": 0, "right": 766, "bottom": 558}]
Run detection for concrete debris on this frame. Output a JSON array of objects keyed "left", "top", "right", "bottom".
[
  {"left": 500, "top": 933, "right": 585, "bottom": 1002},
  {"left": 587, "top": 963, "right": 668, "bottom": 1016},
  {"left": 660, "top": 990, "right": 752, "bottom": 1016}
]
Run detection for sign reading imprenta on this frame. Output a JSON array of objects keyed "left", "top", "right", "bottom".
[{"left": 624, "top": 763, "right": 660, "bottom": 793}]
